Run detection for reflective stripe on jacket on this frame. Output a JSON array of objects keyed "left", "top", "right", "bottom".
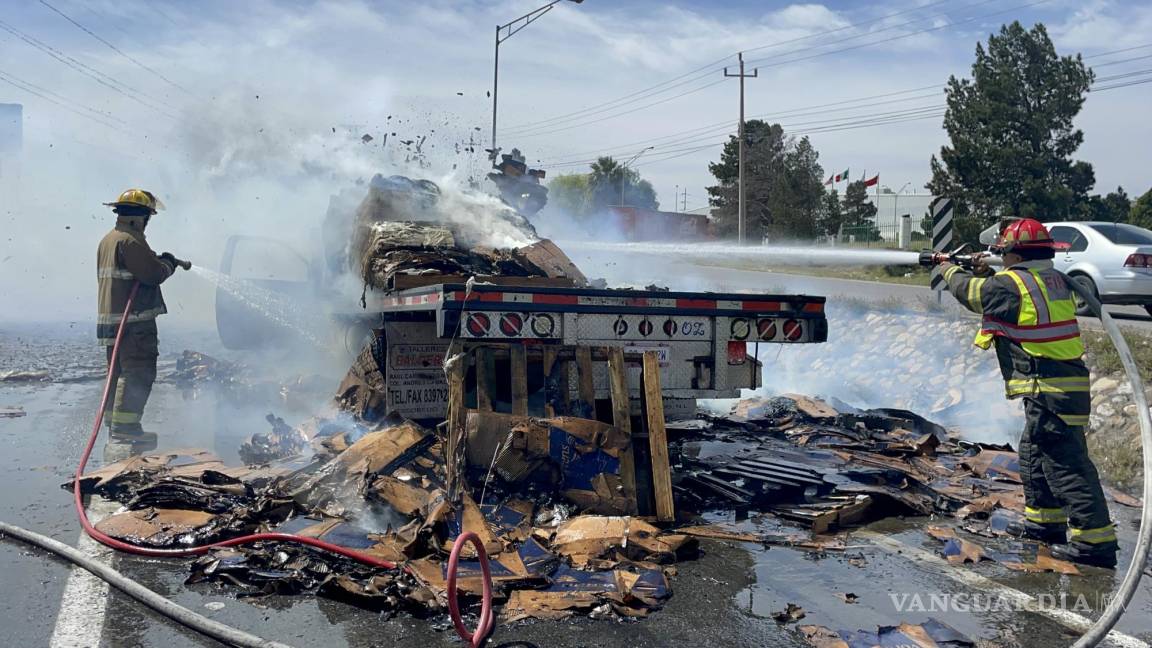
[
  {"left": 972, "top": 267, "right": 1084, "bottom": 360},
  {"left": 97, "top": 217, "right": 175, "bottom": 344},
  {"left": 935, "top": 261, "right": 1090, "bottom": 417}
]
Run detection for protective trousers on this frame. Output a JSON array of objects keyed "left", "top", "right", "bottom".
[
  {"left": 103, "top": 320, "right": 159, "bottom": 456},
  {"left": 1018, "top": 398, "right": 1115, "bottom": 545}
]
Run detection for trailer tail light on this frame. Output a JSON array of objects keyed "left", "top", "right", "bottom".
[
  {"left": 727, "top": 341, "right": 747, "bottom": 365},
  {"left": 1124, "top": 253, "right": 1152, "bottom": 268},
  {"left": 782, "top": 319, "right": 803, "bottom": 342},
  {"left": 756, "top": 318, "right": 777, "bottom": 341},
  {"left": 465, "top": 312, "right": 491, "bottom": 337}
]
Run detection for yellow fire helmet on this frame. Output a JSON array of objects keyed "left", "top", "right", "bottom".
[{"left": 103, "top": 188, "right": 165, "bottom": 214}]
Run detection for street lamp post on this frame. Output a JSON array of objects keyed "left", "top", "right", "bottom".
[
  {"left": 491, "top": 0, "right": 584, "bottom": 162},
  {"left": 620, "top": 146, "right": 654, "bottom": 206}
]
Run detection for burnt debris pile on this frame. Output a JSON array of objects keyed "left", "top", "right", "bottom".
[
  {"left": 67, "top": 386, "right": 1140, "bottom": 631},
  {"left": 346, "top": 174, "right": 584, "bottom": 292}
]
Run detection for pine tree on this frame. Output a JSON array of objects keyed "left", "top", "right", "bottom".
[{"left": 928, "top": 21, "right": 1095, "bottom": 242}]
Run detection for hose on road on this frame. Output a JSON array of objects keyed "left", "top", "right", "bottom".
[
  {"left": 1063, "top": 278, "right": 1152, "bottom": 648},
  {"left": 6, "top": 280, "right": 496, "bottom": 647},
  {"left": 0, "top": 521, "right": 293, "bottom": 648}
]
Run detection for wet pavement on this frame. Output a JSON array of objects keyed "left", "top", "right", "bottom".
[{"left": 2, "top": 322, "right": 1152, "bottom": 647}]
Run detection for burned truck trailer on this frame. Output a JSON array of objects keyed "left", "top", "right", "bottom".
[
  {"left": 344, "top": 283, "right": 828, "bottom": 423},
  {"left": 215, "top": 174, "right": 828, "bottom": 423}
]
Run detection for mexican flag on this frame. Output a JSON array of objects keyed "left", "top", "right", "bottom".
[
  {"left": 824, "top": 175, "right": 834, "bottom": 186},
  {"left": 834, "top": 168, "right": 849, "bottom": 182},
  {"left": 864, "top": 174, "right": 879, "bottom": 187}
]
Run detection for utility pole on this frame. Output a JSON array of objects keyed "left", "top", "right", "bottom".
[
  {"left": 490, "top": 0, "right": 586, "bottom": 162},
  {"left": 725, "top": 52, "right": 758, "bottom": 245}
]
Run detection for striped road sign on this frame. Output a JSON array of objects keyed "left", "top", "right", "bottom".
[{"left": 930, "top": 197, "right": 955, "bottom": 292}]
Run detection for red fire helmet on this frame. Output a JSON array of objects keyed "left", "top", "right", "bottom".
[{"left": 993, "top": 218, "right": 1057, "bottom": 254}]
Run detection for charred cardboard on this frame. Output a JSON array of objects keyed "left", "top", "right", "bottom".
[
  {"left": 548, "top": 516, "right": 694, "bottom": 566},
  {"left": 96, "top": 508, "right": 221, "bottom": 547},
  {"left": 466, "top": 412, "right": 633, "bottom": 514},
  {"left": 800, "top": 619, "right": 974, "bottom": 648}
]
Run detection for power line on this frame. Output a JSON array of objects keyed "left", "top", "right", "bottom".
[
  {"left": 38, "top": 0, "right": 193, "bottom": 95},
  {"left": 502, "top": 0, "right": 971, "bottom": 134},
  {"left": 505, "top": 0, "right": 1051, "bottom": 139},
  {"left": 0, "top": 65, "right": 127, "bottom": 125},
  {"left": 0, "top": 18, "right": 179, "bottom": 119},
  {"left": 1091, "top": 53, "right": 1152, "bottom": 69},
  {"left": 539, "top": 72, "right": 1152, "bottom": 172},
  {"left": 744, "top": 0, "right": 1051, "bottom": 68},
  {"left": 0, "top": 69, "right": 125, "bottom": 132},
  {"left": 535, "top": 44, "right": 1151, "bottom": 165},
  {"left": 542, "top": 87, "right": 947, "bottom": 164}
]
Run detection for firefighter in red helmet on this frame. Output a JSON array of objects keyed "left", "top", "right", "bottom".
[{"left": 934, "top": 218, "right": 1117, "bottom": 568}]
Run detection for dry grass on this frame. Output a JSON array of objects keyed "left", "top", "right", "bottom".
[{"left": 1081, "top": 328, "right": 1152, "bottom": 383}]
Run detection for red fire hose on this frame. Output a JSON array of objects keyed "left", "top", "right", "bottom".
[
  {"left": 75, "top": 281, "right": 494, "bottom": 646},
  {"left": 446, "top": 532, "right": 495, "bottom": 647}
]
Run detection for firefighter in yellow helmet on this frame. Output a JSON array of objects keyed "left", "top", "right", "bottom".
[
  {"left": 930, "top": 218, "right": 1116, "bottom": 568},
  {"left": 97, "top": 189, "right": 189, "bottom": 463}
]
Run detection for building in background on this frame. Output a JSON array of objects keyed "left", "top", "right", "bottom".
[
  {"left": 606, "top": 206, "right": 710, "bottom": 241},
  {"left": 866, "top": 190, "right": 935, "bottom": 244}
]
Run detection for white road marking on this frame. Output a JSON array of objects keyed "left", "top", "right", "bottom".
[
  {"left": 859, "top": 530, "right": 1148, "bottom": 648},
  {"left": 49, "top": 497, "right": 117, "bottom": 648}
]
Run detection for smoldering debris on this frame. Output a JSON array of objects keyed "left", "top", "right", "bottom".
[
  {"left": 344, "top": 174, "right": 586, "bottom": 291},
  {"left": 64, "top": 387, "right": 1103, "bottom": 630}
]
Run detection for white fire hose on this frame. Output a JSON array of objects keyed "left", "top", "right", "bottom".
[{"left": 1059, "top": 277, "right": 1150, "bottom": 648}]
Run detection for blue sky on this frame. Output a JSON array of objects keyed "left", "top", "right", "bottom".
[
  {"left": 3, "top": 1, "right": 1149, "bottom": 200},
  {"left": 2, "top": 0, "right": 1152, "bottom": 318}
]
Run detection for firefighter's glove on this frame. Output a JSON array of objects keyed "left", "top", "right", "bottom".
[
  {"left": 970, "top": 253, "right": 994, "bottom": 277},
  {"left": 160, "top": 252, "right": 192, "bottom": 271}
]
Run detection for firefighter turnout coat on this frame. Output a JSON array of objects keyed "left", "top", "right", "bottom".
[
  {"left": 937, "top": 259, "right": 1115, "bottom": 547},
  {"left": 97, "top": 216, "right": 176, "bottom": 438}
]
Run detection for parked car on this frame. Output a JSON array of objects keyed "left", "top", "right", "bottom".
[{"left": 1044, "top": 221, "right": 1152, "bottom": 316}]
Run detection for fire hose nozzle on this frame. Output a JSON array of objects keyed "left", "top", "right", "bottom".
[
  {"left": 918, "top": 249, "right": 945, "bottom": 267},
  {"left": 161, "top": 252, "right": 192, "bottom": 271}
]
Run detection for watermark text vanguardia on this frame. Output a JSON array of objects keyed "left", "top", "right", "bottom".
[{"left": 890, "top": 591, "right": 1117, "bottom": 614}]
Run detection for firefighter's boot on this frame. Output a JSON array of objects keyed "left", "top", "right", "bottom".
[
  {"left": 1005, "top": 519, "right": 1067, "bottom": 544},
  {"left": 1051, "top": 541, "right": 1119, "bottom": 569},
  {"left": 103, "top": 430, "right": 158, "bottom": 464}
]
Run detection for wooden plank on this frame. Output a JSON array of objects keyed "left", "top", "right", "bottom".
[
  {"left": 542, "top": 347, "right": 558, "bottom": 417},
  {"left": 606, "top": 346, "right": 637, "bottom": 514},
  {"left": 475, "top": 347, "right": 495, "bottom": 412},
  {"left": 575, "top": 346, "right": 596, "bottom": 418},
  {"left": 510, "top": 344, "right": 529, "bottom": 416},
  {"left": 642, "top": 351, "right": 674, "bottom": 522},
  {"left": 445, "top": 355, "right": 467, "bottom": 502}
]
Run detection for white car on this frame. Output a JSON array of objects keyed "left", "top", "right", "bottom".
[{"left": 1045, "top": 221, "right": 1152, "bottom": 316}]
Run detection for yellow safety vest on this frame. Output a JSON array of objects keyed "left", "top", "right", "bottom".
[{"left": 974, "top": 268, "right": 1084, "bottom": 360}]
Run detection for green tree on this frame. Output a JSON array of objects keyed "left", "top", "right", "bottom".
[
  {"left": 548, "top": 173, "right": 592, "bottom": 218},
  {"left": 842, "top": 180, "right": 881, "bottom": 241},
  {"left": 1080, "top": 187, "right": 1130, "bottom": 222},
  {"left": 706, "top": 121, "right": 825, "bottom": 240},
  {"left": 817, "top": 188, "right": 844, "bottom": 238},
  {"left": 587, "top": 156, "right": 658, "bottom": 212},
  {"left": 1130, "top": 189, "right": 1152, "bottom": 230},
  {"left": 928, "top": 21, "right": 1096, "bottom": 243}
]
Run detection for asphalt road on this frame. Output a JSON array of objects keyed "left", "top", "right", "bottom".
[{"left": 2, "top": 286, "right": 1152, "bottom": 648}]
